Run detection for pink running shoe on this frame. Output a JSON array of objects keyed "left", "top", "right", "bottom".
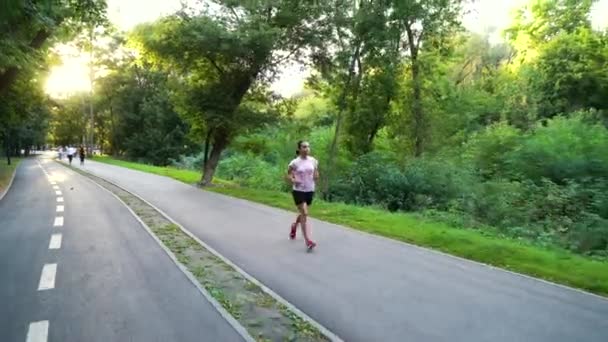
[
  {"left": 306, "top": 240, "right": 317, "bottom": 252},
  {"left": 289, "top": 223, "right": 297, "bottom": 240}
]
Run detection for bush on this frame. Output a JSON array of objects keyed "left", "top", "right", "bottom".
[
  {"left": 216, "top": 153, "right": 286, "bottom": 191},
  {"left": 331, "top": 152, "right": 475, "bottom": 212},
  {"left": 171, "top": 151, "right": 205, "bottom": 170},
  {"left": 452, "top": 177, "right": 608, "bottom": 254},
  {"left": 507, "top": 114, "right": 608, "bottom": 184},
  {"left": 462, "top": 122, "right": 522, "bottom": 179}
]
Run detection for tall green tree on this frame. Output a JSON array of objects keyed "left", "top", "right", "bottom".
[
  {"left": 0, "top": 68, "right": 51, "bottom": 163},
  {"left": 135, "top": 0, "right": 330, "bottom": 184},
  {"left": 308, "top": 0, "right": 400, "bottom": 194},
  {"left": 506, "top": 0, "right": 596, "bottom": 45},
  {"left": 390, "top": 0, "right": 469, "bottom": 156},
  {"left": 531, "top": 28, "right": 608, "bottom": 119},
  {"left": 91, "top": 41, "right": 195, "bottom": 165}
]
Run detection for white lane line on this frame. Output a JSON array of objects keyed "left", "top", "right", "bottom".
[
  {"left": 37, "top": 264, "right": 57, "bottom": 291},
  {"left": 26, "top": 320, "right": 49, "bottom": 342},
  {"left": 53, "top": 217, "right": 63, "bottom": 227},
  {"left": 56, "top": 205, "right": 64, "bottom": 213},
  {"left": 50, "top": 181, "right": 56, "bottom": 185},
  {"left": 49, "top": 234, "right": 62, "bottom": 250},
  {"left": 56, "top": 197, "right": 64, "bottom": 203},
  {"left": 52, "top": 185, "right": 59, "bottom": 190},
  {"left": 55, "top": 190, "right": 62, "bottom": 196}
]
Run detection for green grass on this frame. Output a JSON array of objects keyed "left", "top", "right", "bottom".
[
  {"left": 93, "top": 156, "right": 608, "bottom": 296},
  {"left": 0, "top": 158, "right": 21, "bottom": 194},
  {"left": 93, "top": 156, "right": 234, "bottom": 186}
]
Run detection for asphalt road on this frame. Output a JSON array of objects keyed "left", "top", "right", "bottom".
[
  {"left": 74, "top": 158, "right": 608, "bottom": 342},
  {"left": 0, "top": 158, "right": 243, "bottom": 342}
]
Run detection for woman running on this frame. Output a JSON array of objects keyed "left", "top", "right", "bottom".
[{"left": 287, "top": 140, "right": 319, "bottom": 251}]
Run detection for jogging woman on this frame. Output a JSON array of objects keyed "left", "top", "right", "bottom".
[{"left": 287, "top": 141, "right": 319, "bottom": 251}]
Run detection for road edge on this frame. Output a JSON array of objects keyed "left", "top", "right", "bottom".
[
  {"left": 0, "top": 158, "right": 20, "bottom": 202},
  {"left": 55, "top": 161, "right": 255, "bottom": 342},
  {"left": 71, "top": 161, "right": 344, "bottom": 342}
]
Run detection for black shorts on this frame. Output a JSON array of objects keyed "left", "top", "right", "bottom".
[{"left": 292, "top": 191, "right": 314, "bottom": 206}]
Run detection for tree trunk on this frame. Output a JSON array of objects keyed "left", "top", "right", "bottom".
[
  {"left": 4, "top": 135, "right": 10, "bottom": 165},
  {"left": 405, "top": 25, "right": 424, "bottom": 157},
  {"left": 322, "top": 43, "right": 361, "bottom": 199},
  {"left": 88, "top": 26, "right": 95, "bottom": 157},
  {"left": 203, "top": 129, "right": 212, "bottom": 171},
  {"left": 411, "top": 59, "right": 424, "bottom": 157},
  {"left": 199, "top": 131, "right": 228, "bottom": 186}
]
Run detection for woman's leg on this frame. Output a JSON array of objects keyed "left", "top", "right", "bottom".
[
  {"left": 290, "top": 214, "right": 300, "bottom": 239},
  {"left": 297, "top": 203, "right": 312, "bottom": 243}
]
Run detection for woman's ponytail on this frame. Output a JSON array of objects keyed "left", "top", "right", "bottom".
[{"left": 295, "top": 140, "right": 304, "bottom": 156}]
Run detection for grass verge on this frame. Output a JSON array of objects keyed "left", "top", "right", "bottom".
[
  {"left": 93, "top": 156, "right": 608, "bottom": 297},
  {"left": 93, "top": 156, "right": 234, "bottom": 186},
  {"left": 62, "top": 161, "right": 329, "bottom": 342},
  {"left": 0, "top": 158, "right": 21, "bottom": 194}
]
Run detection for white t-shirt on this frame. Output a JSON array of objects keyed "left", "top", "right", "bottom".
[{"left": 288, "top": 156, "right": 318, "bottom": 192}]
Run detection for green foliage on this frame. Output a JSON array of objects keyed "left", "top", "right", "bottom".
[
  {"left": 216, "top": 153, "right": 285, "bottom": 191},
  {"left": 0, "top": 0, "right": 107, "bottom": 92},
  {"left": 0, "top": 68, "right": 51, "bottom": 158},
  {"left": 506, "top": 0, "right": 595, "bottom": 45},
  {"left": 531, "top": 29, "right": 608, "bottom": 118},
  {"left": 508, "top": 114, "right": 608, "bottom": 183},
  {"left": 133, "top": 0, "right": 331, "bottom": 182},
  {"left": 89, "top": 45, "right": 196, "bottom": 165},
  {"left": 49, "top": 93, "right": 87, "bottom": 146},
  {"left": 331, "top": 152, "right": 475, "bottom": 212},
  {"left": 463, "top": 122, "right": 522, "bottom": 179}
]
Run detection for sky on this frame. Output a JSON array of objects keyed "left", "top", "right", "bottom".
[{"left": 45, "top": 0, "right": 608, "bottom": 98}]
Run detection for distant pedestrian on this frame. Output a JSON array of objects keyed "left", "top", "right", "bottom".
[
  {"left": 287, "top": 140, "right": 319, "bottom": 251},
  {"left": 79, "top": 146, "right": 85, "bottom": 166},
  {"left": 67, "top": 146, "right": 74, "bottom": 165}
]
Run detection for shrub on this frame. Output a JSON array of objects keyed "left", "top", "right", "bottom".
[
  {"left": 462, "top": 122, "right": 522, "bottom": 179},
  {"left": 216, "top": 153, "right": 285, "bottom": 191},
  {"left": 331, "top": 152, "right": 475, "bottom": 212},
  {"left": 507, "top": 114, "right": 608, "bottom": 184}
]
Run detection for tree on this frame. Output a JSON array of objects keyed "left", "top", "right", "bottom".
[
  {"left": 91, "top": 39, "right": 196, "bottom": 165},
  {"left": 308, "top": 0, "right": 400, "bottom": 195},
  {"left": 506, "top": 0, "right": 595, "bottom": 45},
  {"left": 0, "top": 68, "right": 51, "bottom": 164},
  {"left": 531, "top": 28, "right": 608, "bottom": 118},
  {"left": 390, "top": 0, "right": 469, "bottom": 156},
  {"left": 135, "top": 0, "right": 330, "bottom": 185},
  {"left": 0, "top": 0, "right": 107, "bottom": 94},
  {"left": 49, "top": 94, "right": 88, "bottom": 148}
]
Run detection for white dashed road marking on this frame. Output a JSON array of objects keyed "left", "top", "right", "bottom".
[
  {"left": 56, "top": 197, "right": 63, "bottom": 203},
  {"left": 37, "top": 264, "right": 57, "bottom": 291},
  {"left": 53, "top": 217, "right": 63, "bottom": 227},
  {"left": 55, "top": 190, "right": 62, "bottom": 196},
  {"left": 56, "top": 205, "right": 64, "bottom": 212},
  {"left": 49, "top": 234, "right": 62, "bottom": 250},
  {"left": 26, "top": 321, "right": 49, "bottom": 342},
  {"left": 52, "top": 185, "right": 59, "bottom": 190}
]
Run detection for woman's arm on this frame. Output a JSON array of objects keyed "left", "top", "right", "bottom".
[{"left": 287, "top": 165, "right": 297, "bottom": 184}]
